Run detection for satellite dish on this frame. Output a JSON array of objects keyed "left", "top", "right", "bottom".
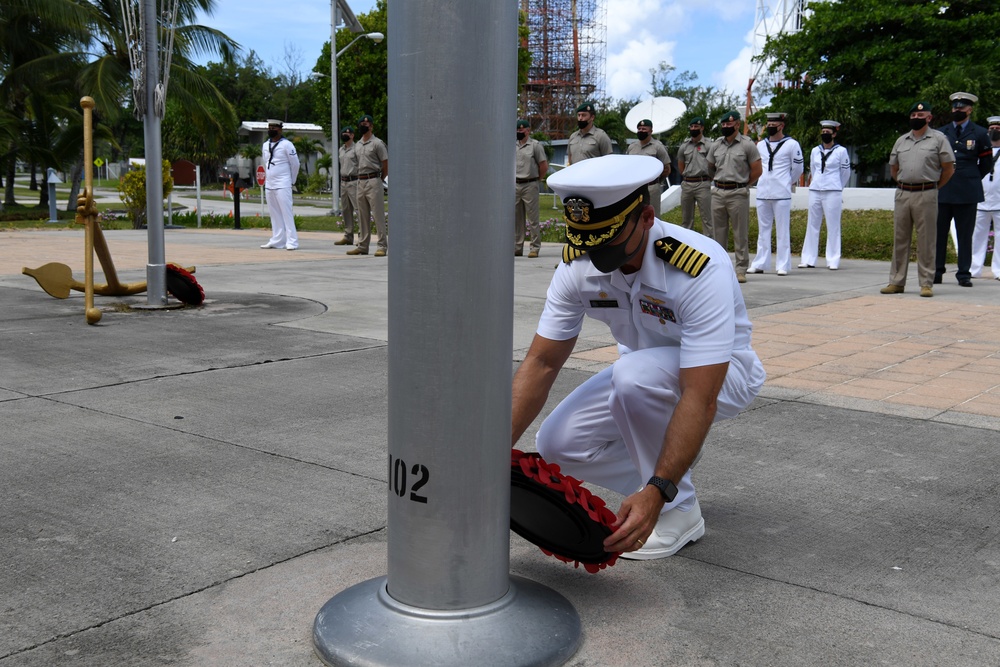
[{"left": 625, "top": 96, "right": 687, "bottom": 134}]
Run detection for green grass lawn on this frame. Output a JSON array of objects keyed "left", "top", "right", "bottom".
[{"left": 0, "top": 186, "right": 964, "bottom": 264}]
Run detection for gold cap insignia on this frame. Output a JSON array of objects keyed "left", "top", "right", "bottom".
[{"left": 564, "top": 197, "right": 592, "bottom": 224}]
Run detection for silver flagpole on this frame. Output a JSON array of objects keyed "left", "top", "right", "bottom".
[
  {"left": 142, "top": 0, "right": 166, "bottom": 305},
  {"left": 312, "top": 1, "right": 582, "bottom": 665}
]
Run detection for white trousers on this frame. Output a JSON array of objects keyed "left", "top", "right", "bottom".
[
  {"left": 265, "top": 187, "right": 298, "bottom": 249},
  {"left": 971, "top": 209, "right": 1000, "bottom": 278},
  {"left": 801, "top": 190, "right": 843, "bottom": 269},
  {"left": 535, "top": 347, "right": 760, "bottom": 514},
  {"left": 751, "top": 198, "right": 792, "bottom": 273}
]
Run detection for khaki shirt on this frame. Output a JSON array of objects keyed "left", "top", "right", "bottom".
[
  {"left": 626, "top": 138, "right": 670, "bottom": 177},
  {"left": 516, "top": 139, "right": 548, "bottom": 179},
  {"left": 338, "top": 143, "right": 358, "bottom": 177},
  {"left": 678, "top": 136, "right": 713, "bottom": 178},
  {"left": 889, "top": 129, "right": 955, "bottom": 183},
  {"left": 707, "top": 133, "right": 761, "bottom": 183},
  {"left": 567, "top": 127, "right": 613, "bottom": 164},
  {"left": 356, "top": 135, "right": 388, "bottom": 174}
]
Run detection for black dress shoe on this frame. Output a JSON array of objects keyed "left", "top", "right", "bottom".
[
  {"left": 959, "top": 279, "right": 973, "bottom": 287},
  {"left": 933, "top": 275, "right": 943, "bottom": 284}
]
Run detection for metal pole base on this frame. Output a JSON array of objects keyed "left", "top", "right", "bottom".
[{"left": 313, "top": 576, "right": 581, "bottom": 667}]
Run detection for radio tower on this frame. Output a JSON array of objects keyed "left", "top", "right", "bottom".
[
  {"left": 745, "top": 0, "right": 807, "bottom": 131},
  {"left": 519, "top": 0, "right": 607, "bottom": 140}
]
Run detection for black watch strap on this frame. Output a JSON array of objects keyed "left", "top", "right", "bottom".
[{"left": 647, "top": 476, "right": 678, "bottom": 503}]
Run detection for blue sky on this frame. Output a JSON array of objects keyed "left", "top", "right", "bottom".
[{"left": 195, "top": 0, "right": 766, "bottom": 106}]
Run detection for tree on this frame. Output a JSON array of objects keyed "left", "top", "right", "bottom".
[
  {"left": 648, "top": 62, "right": 740, "bottom": 149},
  {"left": 312, "top": 0, "right": 388, "bottom": 143},
  {"left": 759, "top": 0, "right": 1000, "bottom": 179}
]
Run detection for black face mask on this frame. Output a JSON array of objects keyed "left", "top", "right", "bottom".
[
  {"left": 341, "top": 133, "right": 350, "bottom": 143},
  {"left": 720, "top": 126, "right": 736, "bottom": 137},
  {"left": 636, "top": 131, "right": 650, "bottom": 141},
  {"left": 588, "top": 216, "right": 645, "bottom": 273},
  {"left": 267, "top": 129, "right": 279, "bottom": 139},
  {"left": 689, "top": 128, "right": 701, "bottom": 138},
  {"left": 577, "top": 119, "right": 589, "bottom": 130},
  {"left": 990, "top": 129, "right": 1000, "bottom": 142},
  {"left": 821, "top": 132, "right": 834, "bottom": 144},
  {"left": 517, "top": 131, "right": 527, "bottom": 140},
  {"left": 909, "top": 117, "right": 928, "bottom": 131},
  {"left": 766, "top": 126, "right": 779, "bottom": 137},
  {"left": 952, "top": 110, "right": 968, "bottom": 123},
  {"left": 360, "top": 124, "right": 371, "bottom": 134}
]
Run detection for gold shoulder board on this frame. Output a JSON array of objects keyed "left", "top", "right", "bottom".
[
  {"left": 654, "top": 236, "right": 711, "bottom": 277},
  {"left": 562, "top": 245, "right": 588, "bottom": 264}
]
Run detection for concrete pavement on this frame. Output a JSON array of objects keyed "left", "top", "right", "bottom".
[{"left": 2, "top": 228, "right": 1000, "bottom": 666}]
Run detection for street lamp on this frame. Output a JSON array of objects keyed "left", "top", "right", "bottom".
[{"left": 328, "top": 30, "right": 384, "bottom": 214}]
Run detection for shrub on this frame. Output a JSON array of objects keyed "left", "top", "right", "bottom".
[{"left": 117, "top": 160, "right": 174, "bottom": 229}]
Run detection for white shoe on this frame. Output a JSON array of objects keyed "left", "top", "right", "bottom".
[
  {"left": 619, "top": 498, "right": 705, "bottom": 560},
  {"left": 746, "top": 268, "right": 764, "bottom": 274},
  {"left": 260, "top": 243, "right": 280, "bottom": 249},
  {"left": 777, "top": 269, "right": 788, "bottom": 276},
  {"left": 797, "top": 263, "right": 814, "bottom": 268},
  {"left": 828, "top": 266, "right": 838, "bottom": 270}
]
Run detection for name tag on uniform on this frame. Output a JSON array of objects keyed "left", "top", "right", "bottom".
[{"left": 589, "top": 299, "right": 619, "bottom": 308}]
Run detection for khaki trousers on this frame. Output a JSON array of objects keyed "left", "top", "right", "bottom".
[
  {"left": 340, "top": 181, "right": 358, "bottom": 238},
  {"left": 681, "top": 180, "right": 712, "bottom": 232},
  {"left": 710, "top": 187, "right": 750, "bottom": 274},
  {"left": 514, "top": 181, "right": 541, "bottom": 253},
  {"left": 890, "top": 188, "right": 936, "bottom": 288},
  {"left": 356, "top": 177, "right": 387, "bottom": 252}
]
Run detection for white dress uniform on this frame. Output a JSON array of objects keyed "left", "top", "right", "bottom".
[
  {"left": 970, "top": 143, "right": 1000, "bottom": 278},
  {"left": 262, "top": 133, "right": 301, "bottom": 250},
  {"left": 802, "top": 141, "right": 852, "bottom": 269},
  {"left": 533, "top": 218, "right": 766, "bottom": 512},
  {"left": 750, "top": 135, "right": 804, "bottom": 274}
]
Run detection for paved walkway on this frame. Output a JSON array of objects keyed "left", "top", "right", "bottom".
[{"left": 3, "top": 227, "right": 1000, "bottom": 666}]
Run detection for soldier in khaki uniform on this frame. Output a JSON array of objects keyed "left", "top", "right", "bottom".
[
  {"left": 347, "top": 114, "right": 389, "bottom": 257},
  {"left": 626, "top": 119, "right": 671, "bottom": 217},
  {"left": 707, "top": 110, "right": 762, "bottom": 283},
  {"left": 677, "top": 116, "right": 713, "bottom": 233},
  {"left": 515, "top": 119, "right": 549, "bottom": 258},
  {"left": 881, "top": 101, "right": 955, "bottom": 297},
  {"left": 567, "top": 101, "right": 613, "bottom": 165},
  {"left": 334, "top": 126, "right": 359, "bottom": 246}
]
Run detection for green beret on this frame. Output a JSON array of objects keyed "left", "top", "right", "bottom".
[
  {"left": 358, "top": 114, "right": 374, "bottom": 124},
  {"left": 340, "top": 126, "right": 353, "bottom": 133},
  {"left": 517, "top": 119, "right": 530, "bottom": 129},
  {"left": 909, "top": 101, "right": 932, "bottom": 113},
  {"left": 689, "top": 117, "right": 705, "bottom": 126},
  {"left": 576, "top": 101, "right": 596, "bottom": 114},
  {"left": 719, "top": 110, "right": 741, "bottom": 123},
  {"left": 637, "top": 119, "right": 653, "bottom": 129}
]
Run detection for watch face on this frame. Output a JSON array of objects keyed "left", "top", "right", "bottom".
[{"left": 649, "top": 476, "right": 677, "bottom": 502}]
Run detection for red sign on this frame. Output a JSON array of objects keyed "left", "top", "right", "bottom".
[{"left": 256, "top": 165, "right": 266, "bottom": 186}]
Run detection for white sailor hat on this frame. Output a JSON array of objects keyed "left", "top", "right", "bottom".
[
  {"left": 988, "top": 116, "right": 1000, "bottom": 126},
  {"left": 547, "top": 155, "right": 662, "bottom": 250},
  {"left": 266, "top": 118, "right": 284, "bottom": 126},
  {"left": 950, "top": 92, "right": 978, "bottom": 107},
  {"left": 820, "top": 120, "right": 840, "bottom": 129},
  {"left": 765, "top": 112, "right": 787, "bottom": 122}
]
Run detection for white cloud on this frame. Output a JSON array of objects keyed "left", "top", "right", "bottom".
[{"left": 606, "top": 34, "right": 676, "bottom": 100}]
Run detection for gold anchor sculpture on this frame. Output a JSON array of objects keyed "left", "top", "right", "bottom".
[{"left": 22, "top": 96, "right": 197, "bottom": 325}]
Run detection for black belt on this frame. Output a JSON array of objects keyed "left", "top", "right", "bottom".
[
  {"left": 684, "top": 176, "right": 711, "bottom": 182},
  {"left": 898, "top": 181, "right": 936, "bottom": 192},
  {"left": 516, "top": 177, "right": 539, "bottom": 183},
  {"left": 358, "top": 172, "right": 382, "bottom": 180},
  {"left": 714, "top": 181, "right": 748, "bottom": 190},
  {"left": 341, "top": 175, "right": 358, "bottom": 182}
]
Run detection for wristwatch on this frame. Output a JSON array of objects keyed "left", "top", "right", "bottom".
[{"left": 646, "top": 476, "right": 678, "bottom": 503}]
